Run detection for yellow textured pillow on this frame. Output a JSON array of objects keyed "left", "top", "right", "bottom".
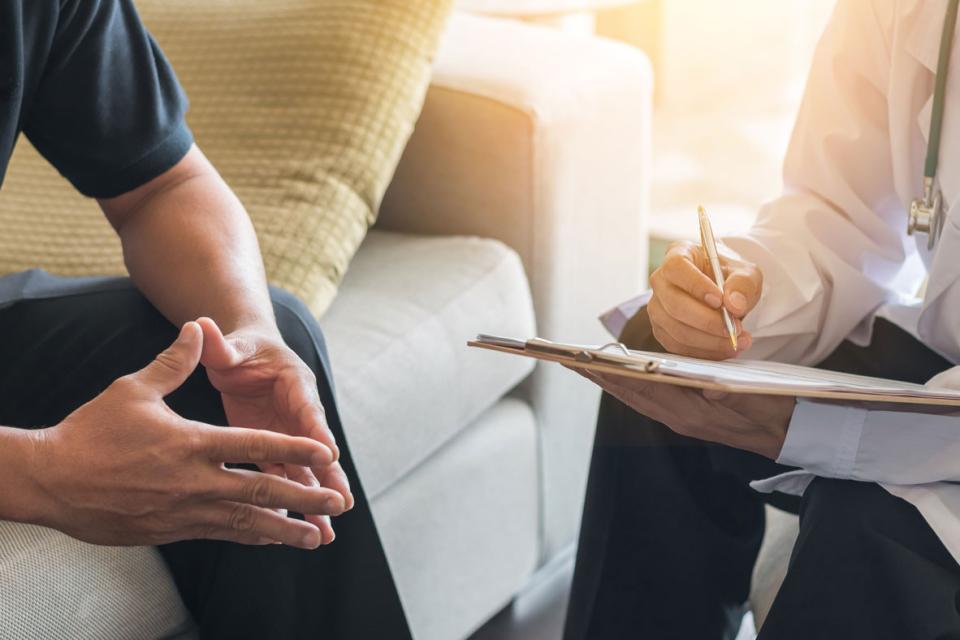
[{"left": 0, "top": 0, "right": 452, "bottom": 317}]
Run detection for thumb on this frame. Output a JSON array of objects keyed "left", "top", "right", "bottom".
[
  {"left": 926, "top": 366, "right": 960, "bottom": 391},
  {"left": 702, "top": 388, "right": 730, "bottom": 401},
  {"left": 197, "top": 316, "right": 248, "bottom": 370},
  {"left": 134, "top": 321, "right": 203, "bottom": 396},
  {"left": 724, "top": 265, "right": 763, "bottom": 318}
]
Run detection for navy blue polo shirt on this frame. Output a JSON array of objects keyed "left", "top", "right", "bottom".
[{"left": 0, "top": 0, "right": 193, "bottom": 199}]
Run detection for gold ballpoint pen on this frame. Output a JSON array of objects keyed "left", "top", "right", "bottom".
[{"left": 698, "top": 206, "right": 738, "bottom": 351}]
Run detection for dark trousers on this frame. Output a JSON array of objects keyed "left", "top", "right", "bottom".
[
  {"left": 564, "top": 308, "right": 960, "bottom": 640},
  {"left": 0, "top": 272, "right": 411, "bottom": 640}
]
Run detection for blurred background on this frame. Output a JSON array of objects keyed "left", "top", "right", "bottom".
[
  {"left": 600, "top": 0, "right": 835, "bottom": 264},
  {"left": 463, "top": 0, "right": 836, "bottom": 268}
]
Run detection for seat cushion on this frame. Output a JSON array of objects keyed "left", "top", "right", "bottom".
[
  {"left": 372, "top": 398, "right": 540, "bottom": 640},
  {"left": 322, "top": 230, "right": 536, "bottom": 498},
  {"left": 0, "top": 0, "right": 453, "bottom": 317},
  {"left": 750, "top": 506, "right": 800, "bottom": 630},
  {"left": 0, "top": 522, "right": 194, "bottom": 640}
]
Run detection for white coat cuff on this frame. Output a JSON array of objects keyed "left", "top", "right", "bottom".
[{"left": 776, "top": 399, "right": 869, "bottom": 479}]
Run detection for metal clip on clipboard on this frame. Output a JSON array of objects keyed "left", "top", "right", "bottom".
[{"left": 520, "top": 338, "right": 663, "bottom": 374}]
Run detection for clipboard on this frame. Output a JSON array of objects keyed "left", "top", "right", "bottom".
[{"left": 468, "top": 335, "right": 960, "bottom": 407}]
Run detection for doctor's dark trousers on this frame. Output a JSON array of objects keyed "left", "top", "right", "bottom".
[
  {"left": 0, "top": 271, "right": 411, "bottom": 640},
  {"left": 563, "top": 308, "right": 960, "bottom": 640}
]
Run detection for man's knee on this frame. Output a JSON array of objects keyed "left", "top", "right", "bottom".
[
  {"left": 801, "top": 477, "right": 896, "bottom": 532},
  {"left": 0, "top": 280, "right": 180, "bottom": 426},
  {"left": 268, "top": 287, "right": 331, "bottom": 381}
]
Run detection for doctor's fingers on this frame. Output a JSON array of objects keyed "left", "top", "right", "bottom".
[
  {"left": 650, "top": 283, "right": 742, "bottom": 338},
  {"left": 649, "top": 296, "right": 747, "bottom": 352},
  {"left": 722, "top": 265, "right": 763, "bottom": 317},
  {"left": 650, "top": 304, "right": 752, "bottom": 360},
  {"left": 591, "top": 373, "right": 704, "bottom": 432},
  {"left": 654, "top": 244, "right": 724, "bottom": 307}
]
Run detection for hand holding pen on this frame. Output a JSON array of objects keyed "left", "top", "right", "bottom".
[{"left": 646, "top": 206, "right": 764, "bottom": 360}]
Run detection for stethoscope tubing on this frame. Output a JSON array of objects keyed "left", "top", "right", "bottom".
[{"left": 926, "top": 0, "right": 959, "bottom": 181}]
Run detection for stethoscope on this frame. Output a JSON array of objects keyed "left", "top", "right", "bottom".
[{"left": 909, "top": 0, "right": 960, "bottom": 249}]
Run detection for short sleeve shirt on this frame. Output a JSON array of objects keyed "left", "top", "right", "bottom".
[{"left": 0, "top": 0, "right": 193, "bottom": 198}]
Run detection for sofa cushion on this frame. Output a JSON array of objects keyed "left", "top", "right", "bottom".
[
  {"left": 322, "top": 230, "right": 536, "bottom": 498},
  {"left": 0, "top": 0, "right": 453, "bottom": 317},
  {"left": 0, "top": 522, "right": 194, "bottom": 640},
  {"left": 372, "top": 398, "right": 539, "bottom": 640}
]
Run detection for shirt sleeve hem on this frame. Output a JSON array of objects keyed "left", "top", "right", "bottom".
[
  {"left": 71, "top": 122, "right": 195, "bottom": 199},
  {"left": 776, "top": 399, "right": 868, "bottom": 479}
]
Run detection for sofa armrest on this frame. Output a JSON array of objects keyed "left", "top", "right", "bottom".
[{"left": 378, "top": 13, "right": 653, "bottom": 560}]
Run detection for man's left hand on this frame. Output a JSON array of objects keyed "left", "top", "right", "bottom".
[
  {"left": 577, "top": 368, "right": 796, "bottom": 460},
  {"left": 198, "top": 317, "right": 353, "bottom": 545}
]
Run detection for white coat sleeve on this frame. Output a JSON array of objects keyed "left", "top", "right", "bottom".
[
  {"left": 777, "top": 398, "right": 960, "bottom": 485},
  {"left": 722, "top": 0, "right": 915, "bottom": 366}
]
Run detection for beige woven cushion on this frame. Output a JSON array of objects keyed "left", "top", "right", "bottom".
[{"left": 0, "top": 0, "right": 452, "bottom": 317}]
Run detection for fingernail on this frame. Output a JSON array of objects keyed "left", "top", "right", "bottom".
[
  {"left": 302, "top": 529, "right": 322, "bottom": 549},
  {"left": 739, "top": 334, "right": 753, "bottom": 351},
  {"left": 730, "top": 292, "right": 747, "bottom": 312},
  {"left": 704, "top": 293, "right": 722, "bottom": 308},
  {"left": 312, "top": 447, "right": 333, "bottom": 467},
  {"left": 324, "top": 497, "right": 343, "bottom": 515}
]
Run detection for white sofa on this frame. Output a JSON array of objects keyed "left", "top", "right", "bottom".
[{"left": 0, "top": 13, "right": 652, "bottom": 640}]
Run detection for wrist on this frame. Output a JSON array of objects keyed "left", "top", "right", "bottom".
[
  {"left": 221, "top": 316, "right": 282, "bottom": 341},
  {"left": 760, "top": 400, "right": 795, "bottom": 461},
  {"left": 0, "top": 426, "right": 54, "bottom": 525},
  {"left": 757, "top": 427, "right": 788, "bottom": 461}
]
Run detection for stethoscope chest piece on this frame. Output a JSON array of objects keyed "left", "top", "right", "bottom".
[{"left": 909, "top": 179, "right": 944, "bottom": 250}]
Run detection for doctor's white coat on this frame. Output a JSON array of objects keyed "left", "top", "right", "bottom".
[{"left": 616, "top": 0, "right": 960, "bottom": 562}]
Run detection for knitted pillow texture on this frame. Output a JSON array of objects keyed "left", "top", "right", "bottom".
[{"left": 0, "top": 0, "right": 452, "bottom": 316}]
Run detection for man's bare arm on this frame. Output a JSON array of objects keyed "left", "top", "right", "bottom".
[
  {"left": 99, "top": 145, "right": 278, "bottom": 337},
  {"left": 98, "top": 145, "right": 353, "bottom": 542}
]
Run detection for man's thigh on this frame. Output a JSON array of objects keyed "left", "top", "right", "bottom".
[
  {"left": 0, "top": 275, "right": 181, "bottom": 428},
  {"left": 0, "top": 272, "right": 335, "bottom": 430},
  {"left": 0, "top": 272, "right": 411, "bottom": 638}
]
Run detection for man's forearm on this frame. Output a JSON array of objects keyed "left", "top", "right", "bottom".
[{"left": 101, "top": 146, "right": 279, "bottom": 337}]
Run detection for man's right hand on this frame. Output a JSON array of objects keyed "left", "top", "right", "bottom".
[
  {"left": 648, "top": 241, "right": 763, "bottom": 360},
  {"left": 24, "top": 322, "right": 342, "bottom": 549}
]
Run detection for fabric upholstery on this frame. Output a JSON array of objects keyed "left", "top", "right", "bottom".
[
  {"left": 0, "top": 0, "right": 452, "bottom": 317},
  {"left": 750, "top": 506, "right": 799, "bottom": 630},
  {"left": 0, "top": 522, "right": 194, "bottom": 640},
  {"left": 372, "top": 397, "right": 540, "bottom": 640},
  {"left": 379, "top": 13, "right": 653, "bottom": 559},
  {"left": 322, "top": 230, "right": 537, "bottom": 498}
]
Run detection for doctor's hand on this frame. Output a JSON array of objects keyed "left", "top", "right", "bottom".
[
  {"left": 578, "top": 369, "right": 795, "bottom": 460},
  {"left": 649, "top": 241, "right": 763, "bottom": 360},
  {"left": 198, "top": 318, "right": 353, "bottom": 545}
]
